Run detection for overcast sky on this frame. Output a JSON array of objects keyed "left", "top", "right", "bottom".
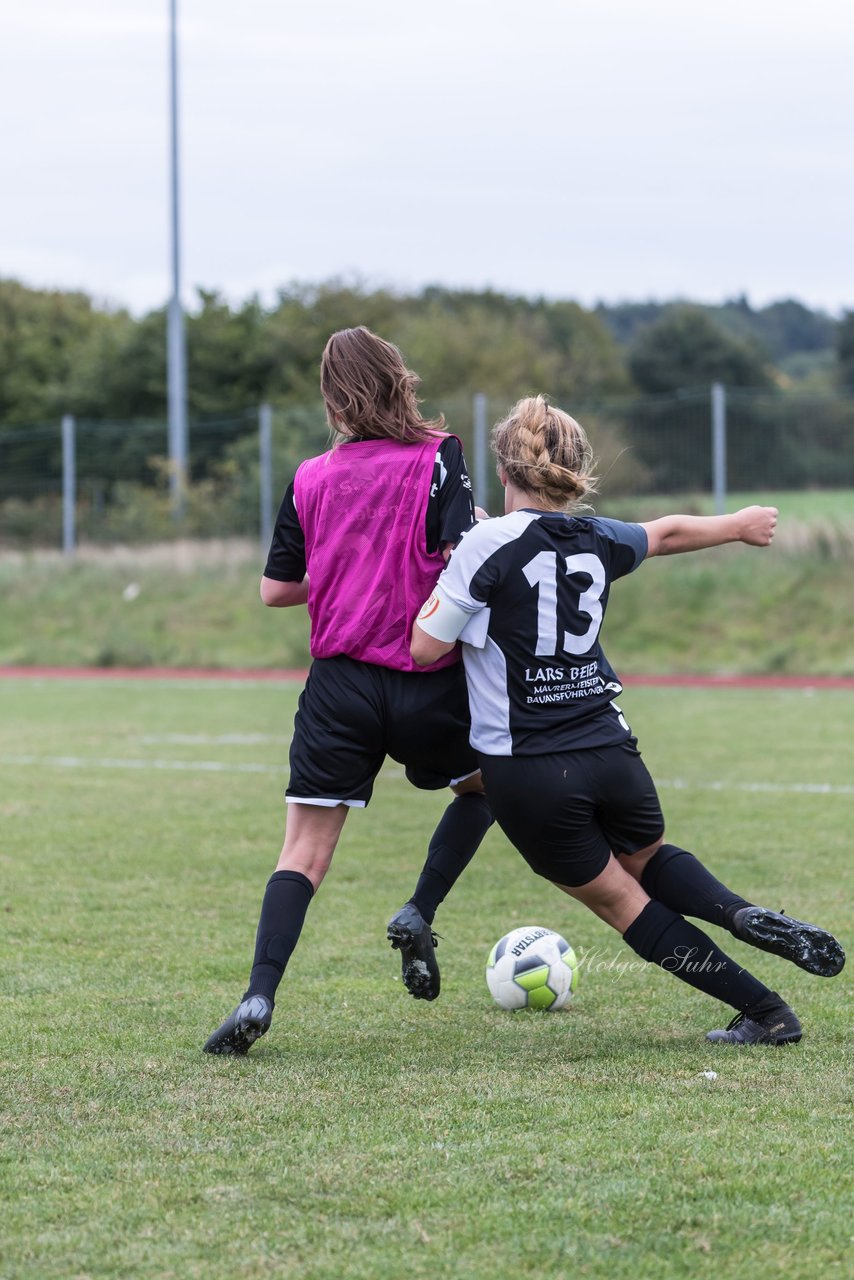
[{"left": 1, "top": 0, "right": 852, "bottom": 316}]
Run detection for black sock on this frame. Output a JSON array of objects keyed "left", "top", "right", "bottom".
[
  {"left": 243, "top": 870, "right": 314, "bottom": 1005},
  {"left": 623, "top": 901, "right": 773, "bottom": 1013},
  {"left": 640, "top": 844, "right": 751, "bottom": 931},
  {"left": 411, "top": 793, "right": 493, "bottom": 925},
  {"left": 744, "top": 990, "right": 789, "bottom": 1020}
]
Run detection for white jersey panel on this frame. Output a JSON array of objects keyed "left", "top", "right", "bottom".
[
  {"left": 441, "top": 511, "right": 541, "bottom": 606},
  {"left": 458, "top": 605, "right": 491, "bottom": 649},
  {"left": 462, "top": 636, "right": 513, "bottom": 754},
  {"left": 435, "top": 512, "right": 541, "bottom": 754}
]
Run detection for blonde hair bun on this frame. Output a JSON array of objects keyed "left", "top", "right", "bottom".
[{"left": 492, "top": 395, "right": 597, "bottom": 508}]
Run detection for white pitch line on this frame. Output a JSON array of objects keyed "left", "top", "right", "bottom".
[
  {"left": 135, "top": 734, "right": 292, "bottom": 745},
  {"left": 0, "top": 755, "right": 852, "bottom": 795},
  {"left": 0, "top": 754, "right": 283, "bottom": 775},
  {"left": 657, "top": 777, "right": 854, "bottom": 797}
]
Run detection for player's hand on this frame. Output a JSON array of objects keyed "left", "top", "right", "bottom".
[
  {"left": 474, "top": 506, "right": 490, "bottom": 521},
  {"left": 734, "top": 505, "right": 778, "bottom": 546}
]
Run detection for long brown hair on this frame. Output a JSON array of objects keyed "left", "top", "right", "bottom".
[
  {"left": 492, "top": 395, "right": 598, "bottom": 509},
  {"left": 320, "top": 326, "right": 444, "bottom": 443}
]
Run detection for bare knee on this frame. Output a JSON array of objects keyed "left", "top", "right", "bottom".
[
  {"left": 451, "top": 770, "right": 485, "bottom": 797},
  {"left": 559, "top": 855, "right": 651, "bottom": 934},
  {"left": 275, "top": 802, "right": 349, "bottom": 890},
  {"left": 617, "top": 836, "right": 665, "bottom": 882},
  {"left": 276, "top": 840, "right": 336, "bottom": 891}
]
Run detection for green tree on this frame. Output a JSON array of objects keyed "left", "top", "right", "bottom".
[
  {"left": 66, "top": 293, "right": 271, "bottom": 421},
  {"left": 539, "top": 299, "right": 632, "bottom": 400},
  {"left": 717, "top": 296, "right": 835, "bottom": 360},
  {"left": 186, "top": 291, "right": 271, "bottom": 415},
  {"left": 836, "top": 311, "right": 854, "bottom": 391},
  {"left": 262, "top": 281, "right": 400, "bottom": 405},
  {"left": 393, "top": 289, "right": 629, "bottom": 405},
  {"left": 628, "top": 306, "right": 772, "bottom": 394},
  {"left": 61, "top": 309, "right": 154, "bottom": 419},
  {"left": 594, "top": 301, "right": 668, "bottom": 348},
  {"left": 0, "top": 279, "right": 123, "bottom": 423}
]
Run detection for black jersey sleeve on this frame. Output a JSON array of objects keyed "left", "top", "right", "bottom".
[
  {"left": 263, "top": 481, "right": 307, "bottom": 581},
  {"left": 425, "top": 436, "right": 476, "bottom": 554}
]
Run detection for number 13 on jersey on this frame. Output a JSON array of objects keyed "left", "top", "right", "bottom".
[{"left": 522, "top": 552, "right": 606, "bottom": 657}]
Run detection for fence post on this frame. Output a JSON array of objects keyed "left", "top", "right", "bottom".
[
  {"left": 472, "top": 392, "right": 488, "bottom": 511},
  {"left": 61, "top": 414, "right": 76, "bottom": 558},
  {"left": 259, "top": 403, "right": 274, "bottom": 549},
  {"left": 711, "top": 382, "right": 727, "bottom": 514}
]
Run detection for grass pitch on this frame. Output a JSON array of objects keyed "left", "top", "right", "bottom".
[
  {"left": 0, "top": 677, "right": 850, "bottom": 1279},
  {"left": 2, "top": 488, "right": 854, "bottom": 674}
]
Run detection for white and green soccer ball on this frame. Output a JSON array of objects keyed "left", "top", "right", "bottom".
[{"left": 486, "top": 925, "right": 579, "bottom": 1011}]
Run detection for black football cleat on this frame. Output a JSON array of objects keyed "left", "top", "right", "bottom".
[
  {"left": 706, "top": 1002, "right": 802, "bottom": 1046},
  {"left": 731, "top": 906, "right": 845, "bottom": 978},
  {"left": 387, "top": 902, "right": 440, "bottom": 1001},
  {"left": 203, "top": 994, "right": 273, "bottom": 1056}
]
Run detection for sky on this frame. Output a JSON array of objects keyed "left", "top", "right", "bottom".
[{"left": 1, "top": 0, "right": 852, "bottom": 317}]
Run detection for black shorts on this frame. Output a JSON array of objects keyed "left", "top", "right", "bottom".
[
  {"left": 286, "top": 655, "right": 479, "bottom": 807},
  {"left": 478, "top": 740, "right": 664, "bottom": 887}
]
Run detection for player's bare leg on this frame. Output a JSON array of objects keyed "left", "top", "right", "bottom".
[
  {"left": 275, "top": 801, "right": 349, "bottom": 888},
  {"left": 558, "top": 853, "right": 802, "bottom": 1045},
  {"left": 204, "top": 804, "right": 348, "bottom": 1055}
]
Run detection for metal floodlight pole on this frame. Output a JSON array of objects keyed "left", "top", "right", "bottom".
[{"left": 167, "top": 0, "right": 188, "bottom": 515}]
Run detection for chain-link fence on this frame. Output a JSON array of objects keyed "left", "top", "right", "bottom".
[{"left": 2, "top": 387, "right": 853, "bottom": 551}]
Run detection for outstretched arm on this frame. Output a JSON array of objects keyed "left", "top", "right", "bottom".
[
  {"left": 260, "top": 574, "right": 309, "bottom": 607},
  {"left": 641, "top": 506, "right": 777, "bottom": 558}
]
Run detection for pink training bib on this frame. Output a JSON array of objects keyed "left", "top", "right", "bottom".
[{"left": 294, "top": 436, "right": 459, "bottom": 672}]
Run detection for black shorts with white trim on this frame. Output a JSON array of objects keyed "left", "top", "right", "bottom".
[{"left": 286, "top": 655, "right": 478, "bottom": 807}]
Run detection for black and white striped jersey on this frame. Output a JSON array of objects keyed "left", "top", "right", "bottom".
[{"left": 419, "top": 510, "right": 647, "bottom": 755}]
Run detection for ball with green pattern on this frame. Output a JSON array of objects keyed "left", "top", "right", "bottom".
[{"left": 486, "top": 925, "right": 579, "bottom": 1011}]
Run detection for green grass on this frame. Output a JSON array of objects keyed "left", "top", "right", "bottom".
[
  {"left": 598, "top": 486, "right": 854, "bottom": 523},
  {"left": 1, "top": 678, "right": 851, "bottom": 1278},
  {"left": 609, "top": 549, "right": 854, "bottom": 674},
  {"left": 2, "top": 490, "right": 853, "bottom": 674},
  {"left": 0, "top": 553, "right": 312, "bottom": 670},
  {"left": 2, "top": 543, "right": 854, "bottom": 676}
]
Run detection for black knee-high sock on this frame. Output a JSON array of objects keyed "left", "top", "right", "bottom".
[
  {"left": 243, "top": 870, "right": 314, "bottom": 1006},
  {"left": 623, "top": 901, "right": 780, "bottom": 1015},
  {"left": 640, "top": 844, "right": 751, "bottom": 931},
  {"left": 410, "top": 793, "right": 493, "bottom": 925}
]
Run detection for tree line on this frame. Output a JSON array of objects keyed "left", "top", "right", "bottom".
[{"left": 1, "top": 277, "right": 852, "bottom": 429}]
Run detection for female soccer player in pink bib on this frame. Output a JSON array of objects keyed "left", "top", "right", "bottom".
[{"left": 204, "top": 328, "right": 492, "bottom": 1055}]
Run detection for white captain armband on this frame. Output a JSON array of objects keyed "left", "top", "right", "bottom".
[{"left": 416, "top": 588, "right": 472, "bottom": 643}]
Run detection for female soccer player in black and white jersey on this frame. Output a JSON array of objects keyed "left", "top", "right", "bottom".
[{"left": 411, "top": 395, "right": 844, "bottom": 1046}]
